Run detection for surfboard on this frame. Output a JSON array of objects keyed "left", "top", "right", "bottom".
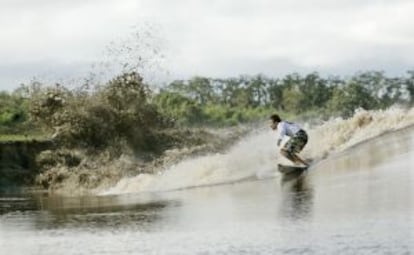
[{"left": 277, "top": 163, "right": 308, "bottom": 175}]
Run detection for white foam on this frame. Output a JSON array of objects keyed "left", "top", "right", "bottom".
[
  {"left": 101, "top": 130, "right": 278, "bottom": 195},
  {"left": 306, "top": 106, "right": 414, "bottom": 159},
  {"left": 101, "top": 107, "right": 414, "bottom": 195}
]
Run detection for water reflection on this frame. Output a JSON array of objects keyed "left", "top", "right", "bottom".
[
  {"left": 280, "top": 174, "right": 314, "bottom": 221},
  {"left": 0, "top": 195, "right": 37, "bottom": 215},
  {"left": 1, "top": 192, "right": 180, "bottom": 232}
]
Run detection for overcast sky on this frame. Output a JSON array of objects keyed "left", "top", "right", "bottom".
[{"left": 1, "top": 0, "right": 414, "bottom": 90}]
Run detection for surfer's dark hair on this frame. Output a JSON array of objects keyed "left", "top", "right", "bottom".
[{"left": 270, "top": 114, "right": 282, "bottom": 123}]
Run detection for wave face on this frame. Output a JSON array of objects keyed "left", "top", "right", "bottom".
[{"left": 101, "top": 107, "right": 414, "bottom": 195}]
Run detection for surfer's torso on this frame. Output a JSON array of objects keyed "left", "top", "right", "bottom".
[{"left": 277, "top": 121, "right": 302, "bottom": 139}]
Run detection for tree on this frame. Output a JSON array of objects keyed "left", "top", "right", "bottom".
[
  {"left": 0, "top": 92, "right": 28, "bottom": 129},
  {"left": 153, "top": 91, "right": 203, "bottom": 125},
  {"left": 221, "top": 78, "right": 242, "bottom": 107},
  {"left": 327, "top": 82, "right": 378, "bottom": 117},
  {"left": 267, "top": 78, "right": 284, "bottom": 110},
  {"left": 28, "top": 72, "right": 167, "bottom": 150},
  {"left": 187, "top": 77, "right": 214, "bottom": 105},
  {"left": 351, "top": 71, "right": 386, "bottom": 100},
  {"left": 300, "top": 72, "right": 332, "bottom": 109},
  {"left": 281, "top": 85, "right": 306, "bottom": 114},
  {"left": 246, "top": 75, "right": 268, "bottom": 107}
]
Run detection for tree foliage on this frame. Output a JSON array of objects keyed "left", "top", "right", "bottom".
[
  {"left": 2, "top": 70, "right": 414, "bottom": 136},
  {"left": 26, "top": 72, "right": 169, "bottom": 152},
  {"left": 156, "top": 71, "right": 413, "bottom": 124},
  {"left": 0, "top": 91, "right": 29, "bottom": 133}
]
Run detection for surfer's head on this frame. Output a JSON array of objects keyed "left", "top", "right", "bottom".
[{"left": 270, "top": 114, "right": 281, "bottom": 130}]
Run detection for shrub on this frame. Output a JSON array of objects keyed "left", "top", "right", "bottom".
[{"left": 28, "top": 72, "right": 169, "bottom": 153}]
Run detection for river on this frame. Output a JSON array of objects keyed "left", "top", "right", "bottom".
[{"left": 1, "top": 124, "right": 413, "bottom": 254}]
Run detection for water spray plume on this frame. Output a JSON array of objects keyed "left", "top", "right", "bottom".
[{"left": 102, "top": 107, "right": 414, "bottom": 195}]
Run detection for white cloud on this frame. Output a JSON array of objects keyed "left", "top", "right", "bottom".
[{"left": 1, "top": 0, "right": 414, "bottom": 90}]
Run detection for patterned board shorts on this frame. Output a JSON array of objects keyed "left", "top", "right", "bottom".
[{"left": 283, "top": 129, "right": 308, "bottom": 155}]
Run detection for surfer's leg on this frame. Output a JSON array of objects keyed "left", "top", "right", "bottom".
[
  {"left": 281, "top": 149, "right": 308, "bottom": 166},
  {"left": 283, "top": 131, "right": 309, "bottom": 166},
  {"left": 281, "top": 137, "right": 298, "bottom": 164},
  {"left": 291, "top": 153, "right": 309, "bottom": 166},
  {"left": 280, "top": 148, "right": 295, "bottom": 163}
]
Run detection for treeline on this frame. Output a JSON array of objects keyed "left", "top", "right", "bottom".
[
  {"left": 1, "top": 71, "right": 414, "bottom": 136},
  {"left": 154, "top": 71, "right": 414, "bottom": 124}
]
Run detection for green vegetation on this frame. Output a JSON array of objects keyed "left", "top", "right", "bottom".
[
  {"left": 27, "top": 72, "right": 173, "bottom": 154},
  {"left": 1, "top": 70, "right": 413, "bottom": 191},
  {"left": 0, "top": 90, "right": 30, "bottom": 134},
  {"left": 154, "top": 71, "right": 414, "bottom": 125},
  {"left": 2, "top": 70, "right": 414, "bottom": 140}
]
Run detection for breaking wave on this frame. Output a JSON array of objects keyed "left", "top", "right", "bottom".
[{"left": 101, "top": 106, "right": 414, "bottom": 195}]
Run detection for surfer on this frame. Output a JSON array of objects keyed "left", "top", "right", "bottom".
[{"left": 270, "top": 114, "right": 309, "bottom": 167}]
